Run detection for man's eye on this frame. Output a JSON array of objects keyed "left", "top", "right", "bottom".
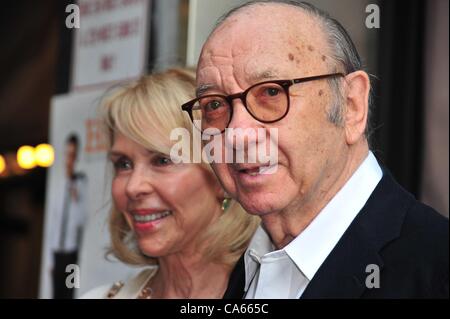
[
  {"left": 265, "top": 87, "right": 280, "bottom": 96},
  {"left": 205, "top": 100, "right": 224, "bottom": 111}
]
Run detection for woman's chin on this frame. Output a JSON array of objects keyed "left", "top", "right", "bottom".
[
  {"left": 139, "top": 248, "right": 162, "bottom": 258},
  {"left": 137, "top": 241, "right": 166, "bottom": 258}
]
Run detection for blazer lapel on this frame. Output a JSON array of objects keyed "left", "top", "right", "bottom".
[
  {"left": 301, "top": 170, "right": 411, "bottom": 298},
  {"left": 223, "top": 252, "right": 246, "bottom": 299},
  {"left": 300, "top": 221, "right": 384, "bottom": 298}
]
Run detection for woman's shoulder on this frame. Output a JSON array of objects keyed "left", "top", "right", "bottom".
[
  {"left": 79, "top": 283, "right": 113, "bottom": 299},
  {"left": 79, "top": 267, "right": 158, "bottom": 299}
]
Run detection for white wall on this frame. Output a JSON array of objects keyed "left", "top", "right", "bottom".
[
  {"left": 186, "top": 0, "right": 248, "bottom": 66},
  {"left": 186, "top": 0, "right": 379, "bottom": 73},
  {"left": 421, "top": 0, "right": 449, "bottom": 217}
]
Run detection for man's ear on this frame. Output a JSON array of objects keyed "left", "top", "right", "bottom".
[{"left": 343, "top": 71, "right": 370, "bottom": 145}]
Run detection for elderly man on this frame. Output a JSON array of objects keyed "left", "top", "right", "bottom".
[{"left": 182, "top": 0, "right": 448, "bottom": 298}]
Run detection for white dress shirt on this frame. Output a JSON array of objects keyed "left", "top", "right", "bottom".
[
  {"left": 49, "top": 174, "right": 88, "bottom": 253},
  {"left": 244, "top": 151, "right": 383, "bottom": 299}
]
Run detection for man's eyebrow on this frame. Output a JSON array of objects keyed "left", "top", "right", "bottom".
[
  {"left": 249, "top": 70, "right": 280, "bottom": 83},
  {"left": 196, "top": 84, "right": 217, "bottom": 97},
  {"left": 195, "top": 70, "right": 279, "bottom": 97}
]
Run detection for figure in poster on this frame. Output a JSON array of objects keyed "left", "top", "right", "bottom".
[{"left": 51, "top": 133, "right": 88, "bottom": 299}]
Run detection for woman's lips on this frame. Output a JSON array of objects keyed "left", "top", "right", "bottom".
[{"left": 130, "top": 209, "right": 172, "bottom": 233}]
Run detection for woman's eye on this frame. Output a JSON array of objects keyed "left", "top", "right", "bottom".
[
  {"left": 153, "top": 156, "right": 172, "bottom": 166},
  {"left": 113, "top": 157, "right": 132, "bottom": 171}
]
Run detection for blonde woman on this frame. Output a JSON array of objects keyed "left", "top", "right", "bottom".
[{"left": 82, "top": 69, "right": 259, "bottom": 299}]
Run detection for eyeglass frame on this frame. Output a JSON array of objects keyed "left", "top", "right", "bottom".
[{"left": 181, "top": 72, "right": 345, "bottom": 133}]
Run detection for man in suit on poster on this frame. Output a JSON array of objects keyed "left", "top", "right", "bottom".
[
  {"left": 50, "top": 133, "right": 88, "bottom": 299},
  {"left": 181, "top": 0, "right": 449, "bottom": 298}
]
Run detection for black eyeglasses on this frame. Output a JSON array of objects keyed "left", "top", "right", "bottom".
[{"left": 181, "top": 72, "right": 344, "bottom": 135}]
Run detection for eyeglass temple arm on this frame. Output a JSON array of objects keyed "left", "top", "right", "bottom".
[{"left": 292, "top": 72, "right": 344, "bottom": 84}]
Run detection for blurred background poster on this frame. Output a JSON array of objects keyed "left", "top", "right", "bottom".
[
  {"left": 39, "top": 0, "right": 150, "bottom": 298},
  {"left": 0, "top": 0, "right": 446, "bottom": 298},
  {"left": 39, "top": 90, "right": 141, "bottom": 299},
  {"left": 71, "top": 0, "right": 150, "bottom": 90}
]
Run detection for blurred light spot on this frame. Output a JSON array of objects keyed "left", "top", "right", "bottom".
[
  {"left": 17, "top": 146, "right": 36, "bottom": 169},
  {"left": 0, "top": 155, "right": 5, "bottom": 174},
  {"left": 35, "top": 144, "right": 54, "bottom": 167}
]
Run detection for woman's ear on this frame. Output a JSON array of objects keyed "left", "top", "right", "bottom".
[
  {"left": 343, "top": 71, "right": 370, "bottom": 145},
  {"left": 216, "top": 185, "right": 226, "bottom": 201},
  {"left": 204, "top": 168, "right": 226, "bottom": 200}
]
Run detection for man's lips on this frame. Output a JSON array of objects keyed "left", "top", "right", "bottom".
[
  {"left": 232, "top": 163, "right": 269, "bottom": 171},
  {"left": 231, "top": 163, "right": 278, "bottom": 175}
]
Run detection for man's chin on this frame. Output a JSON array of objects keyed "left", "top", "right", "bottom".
[{"left": 237, "top": 194, "right": 281, "bottom": 216}]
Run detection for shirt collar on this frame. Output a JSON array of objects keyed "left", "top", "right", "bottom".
[
  {"left": 243, "top": 151, "right": 382, "bottom": 288},
  {"left": 244, "top": 225, "right": 273, "bottom": 291},
  {"left": 284, "top": 151, "right": 382, "bottom": 280}
]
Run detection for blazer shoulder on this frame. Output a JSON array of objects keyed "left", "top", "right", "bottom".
[
  {"left": 375, "top": 170, "right": 448, "bottom": 246},
  {"left": 402, "top": 200, "right": 449, "bottom": 247},
  {"left": 379, "top": 199, "right": 449, "bottom": 297}
]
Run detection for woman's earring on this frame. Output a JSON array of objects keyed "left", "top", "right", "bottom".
[{"left": 221, "top": 198, "right": 231, "bottom": 212}]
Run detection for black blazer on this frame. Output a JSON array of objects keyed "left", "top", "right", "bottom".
[{"left": 223, "top": 170, "right": 449, "bottom": 299}]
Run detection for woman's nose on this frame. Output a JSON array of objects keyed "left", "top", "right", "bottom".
[{"left": 125, "top": 169, "right": 154, "bottom": 200}]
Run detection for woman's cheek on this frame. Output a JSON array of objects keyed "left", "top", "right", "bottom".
[{"left": 112, "top": 177, "right": 127, "bottom": 212}]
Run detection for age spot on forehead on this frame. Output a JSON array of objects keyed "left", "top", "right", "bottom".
[
  {"left": 308, "top": 45, "right": 314, "bottom": 52},
  {"left": 288, "top": 53, "right": 294, "bottom": 61},
  {"left": 318, "top": 89, "right": 323, "bottom": 96},
  {"left": 322, "top": 55, "right": 327, "bottom": 61}
]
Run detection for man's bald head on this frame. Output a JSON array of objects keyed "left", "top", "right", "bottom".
[
  {"left": 213, "top": 1, "right": 362, "bottom": 74},
  {"left": 195, "top": 0, "right": 372, "bottom": 219},
  {"left": 203, "top": 0, "right": 369, "bottom": 134}
]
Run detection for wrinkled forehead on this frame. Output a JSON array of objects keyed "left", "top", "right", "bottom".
[{"left": 198, "top": 5, "right": 329, "bottom": 88}]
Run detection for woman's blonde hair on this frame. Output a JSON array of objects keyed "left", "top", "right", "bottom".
[{"left": 100, "top": 68, "right": 259, "bottom": 268}]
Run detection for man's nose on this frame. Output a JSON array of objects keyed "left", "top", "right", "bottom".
[
  {"left": 225, "top": 98, "right": 262, "bottom": 152},
  {"left": 125, "top": 169, "right": 154, "bottom": 200}
]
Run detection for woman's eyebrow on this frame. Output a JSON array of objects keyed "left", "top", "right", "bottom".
[{"left": 108, "top": 150, "right": 124, "bottom": 158}]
